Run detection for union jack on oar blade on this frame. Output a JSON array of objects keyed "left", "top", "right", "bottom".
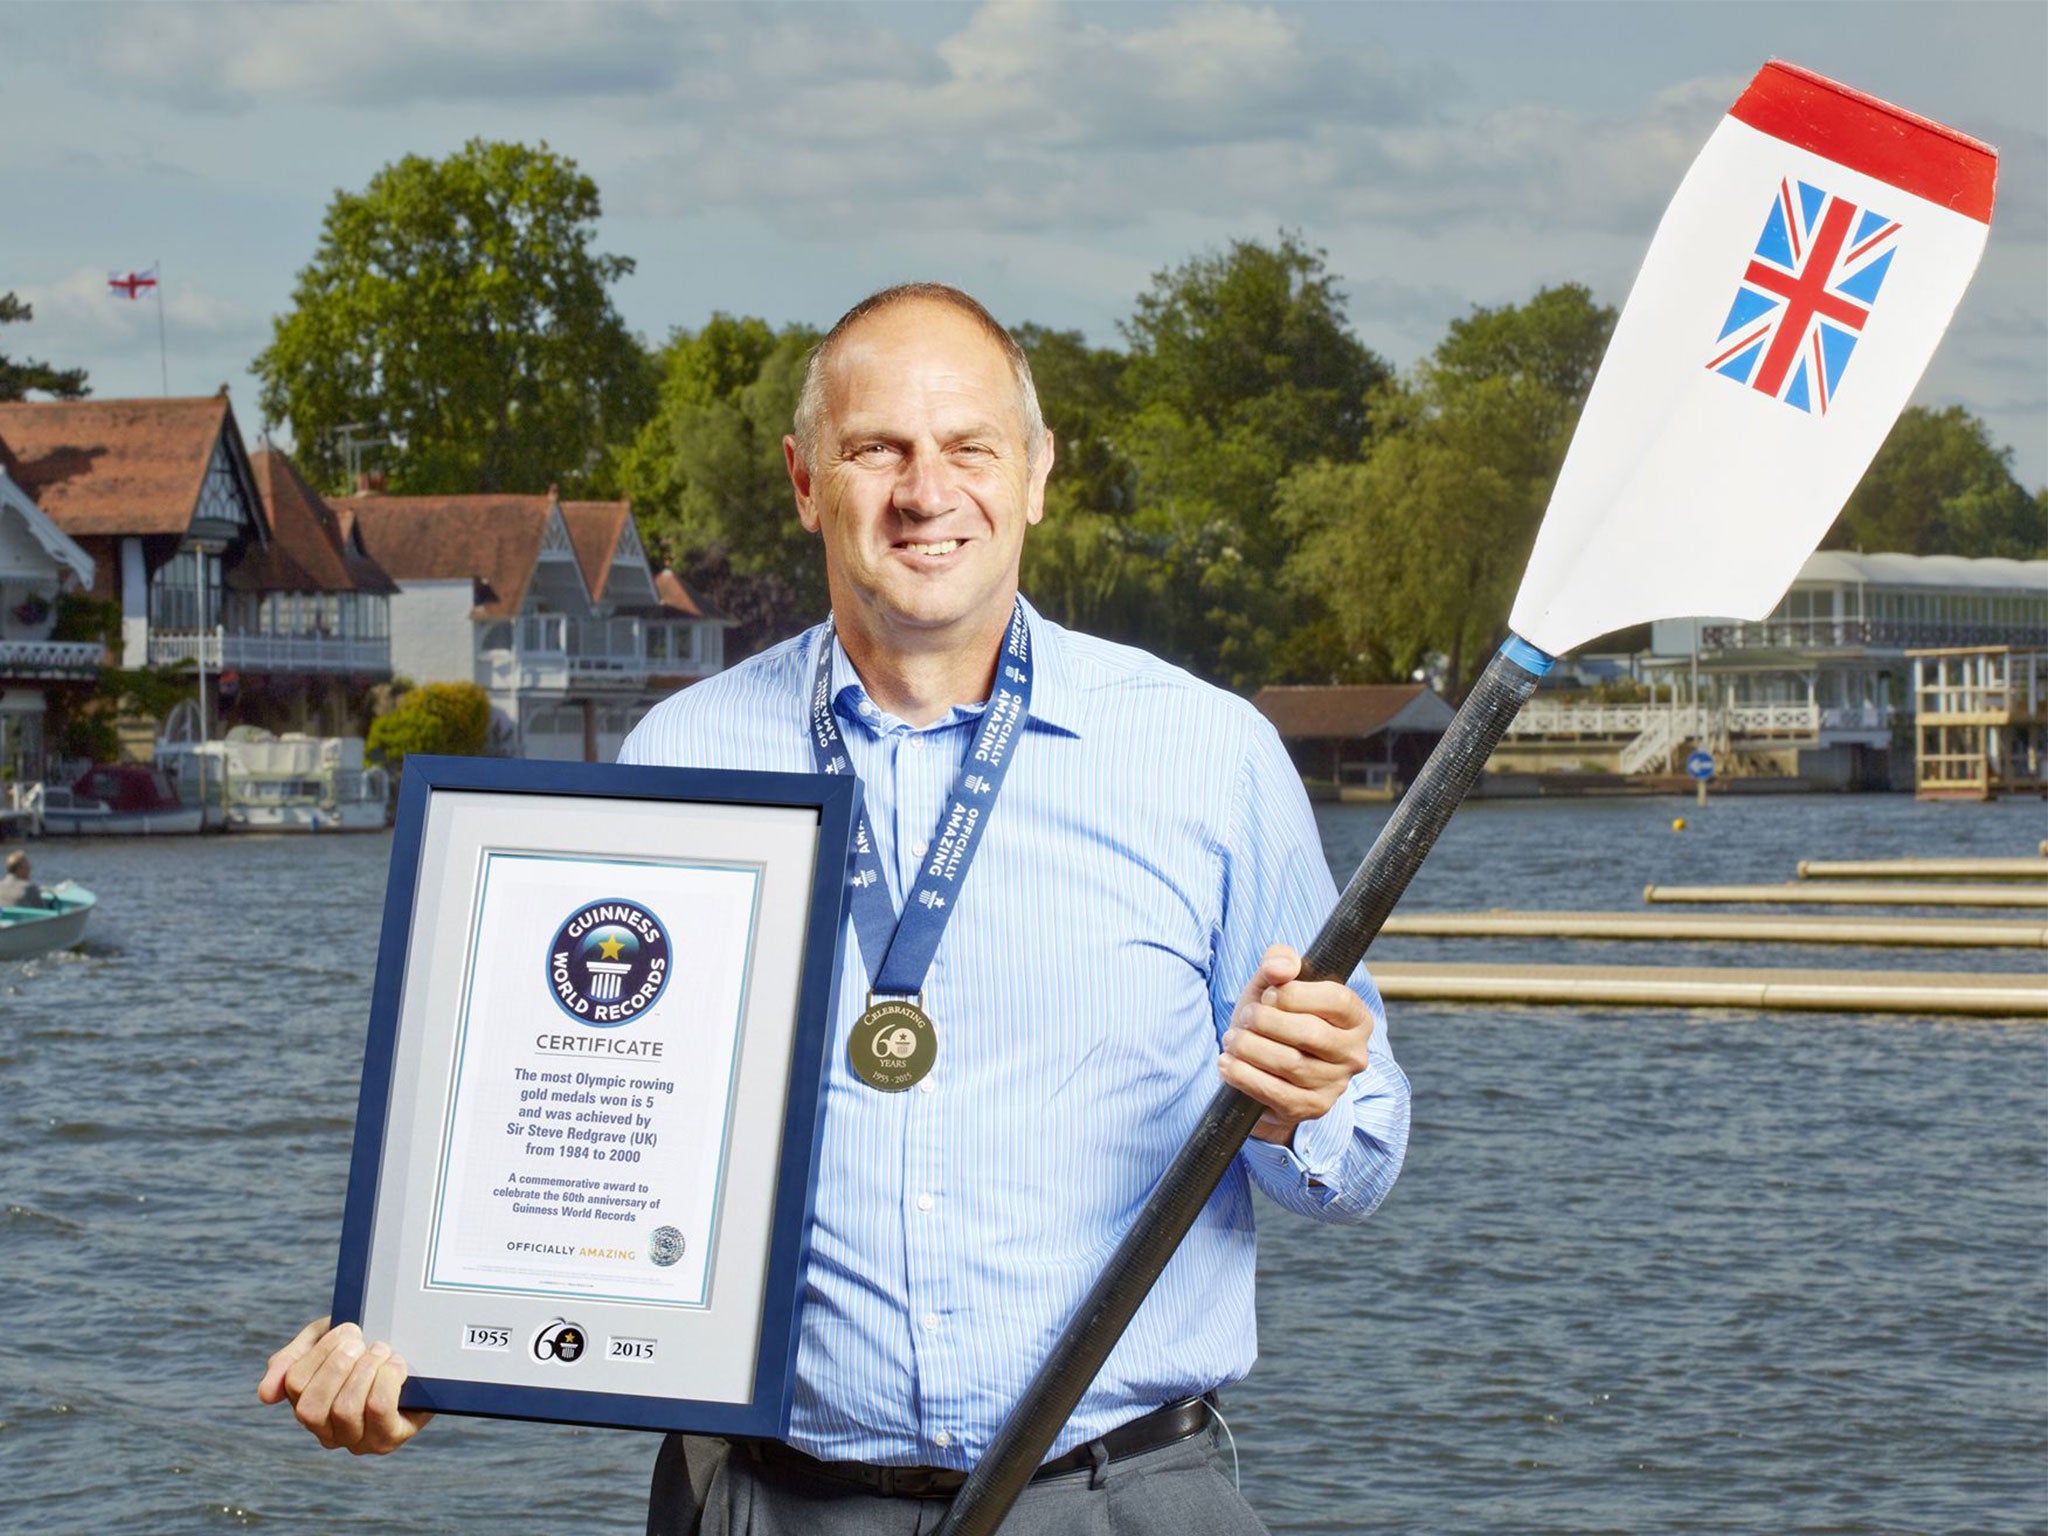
[{"left": 1708, "top": 177, "right": 1902, "bottom": 416}]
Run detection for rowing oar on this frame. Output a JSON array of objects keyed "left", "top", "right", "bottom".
[{"left": 932, "top": 60, "right": 1996, "bottom": 1535}]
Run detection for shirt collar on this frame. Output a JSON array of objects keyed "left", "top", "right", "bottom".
[{"left": 812, "top": 594, "right": 1083, "bottom": 740}]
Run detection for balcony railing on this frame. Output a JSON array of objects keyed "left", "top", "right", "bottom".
[
  {"left": 1508, "top": 699, "right": 1892, "bottom": 744},
  {"left": 0, "top": 638, "right": 104, "bottom": 678},
  {"left": 479, "top": 615, "right": 717, "bottom": 695},
  {"left": 149, "top": 629, "right": 391, "bottom": 675},
  {"left": 1506, "top": 701, "right": 1664, "bottom": 737},
  {"left": 1702, "top": 618, "right": 2048, "bottom": 653},
  {"left": 482, "top": 648, "right": 648, "bottom": 692}
]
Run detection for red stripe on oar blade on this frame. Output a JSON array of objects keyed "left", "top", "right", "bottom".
[{"left": 1731, "top": 60, "right": 1996, "bottom": 222}]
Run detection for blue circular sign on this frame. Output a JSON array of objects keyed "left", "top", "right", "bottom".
[
  {"left": 1686, "top": 750, "right": 1716, "bottom": 781},
  {"left": 545, "top": 899, "right": 670, "bottom": 1027}
]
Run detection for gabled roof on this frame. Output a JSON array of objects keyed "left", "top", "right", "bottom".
[
  {"left": 654, "top": 568, "right": 726, "bottom": 622},
  {"left": 0, "top": 396, "right": 241, "bottom": 538},
  {"left": 0, "top": 462, "right": 94, "bottom": 586},
  {"left": 346, "top": 492, "right": 555, "bottom": 619},
  {"left": 561, "top": 500, "right": 634, "bottom": 601},
  {"left": 1251, "top": 684, "right": 1454, "bottom": 740},
  {"left": 249, "top": 449, "right": 398, "bottom": 596}
]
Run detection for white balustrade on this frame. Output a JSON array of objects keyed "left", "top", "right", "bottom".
[
  {"left": 148, "top": 630, "right": 391, "bottom": 674},
  {"left": 0, "top": 639, "right": 105, "bottom": 675}
]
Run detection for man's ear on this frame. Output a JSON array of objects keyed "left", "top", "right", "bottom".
[
  {"left": 1026, "top": 432, "right": 1055, "bottom": 528},
  {"left": 785, "top": 436, "right": 820, "bottom": 533}
]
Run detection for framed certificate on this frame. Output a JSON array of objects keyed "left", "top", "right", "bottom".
[{"left": 331, "top": 755, "right": 856, "bottom": 1436}]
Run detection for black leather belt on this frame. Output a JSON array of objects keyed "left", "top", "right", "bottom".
[{"left": 735, "top": 1394, "right": 1215, "bottom": 1499}]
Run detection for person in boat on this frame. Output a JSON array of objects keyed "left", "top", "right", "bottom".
[
  {"left": 0, "top": 850, "right": 46, "bottom": 908},
  {"left": 261, "top": 284, "right": 1412, "bottom": 1534}
]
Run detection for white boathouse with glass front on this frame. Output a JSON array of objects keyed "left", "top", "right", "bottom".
[{"left": 1498, "top": 551, "right": 2048, "bottom": 788}]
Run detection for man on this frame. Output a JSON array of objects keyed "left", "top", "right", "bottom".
[
  {"left": 261, "top": 284, "right": 1410, "bottom": 1533},
  {"left": 0, "top": 850, "right": 45, "bottom": 908}
]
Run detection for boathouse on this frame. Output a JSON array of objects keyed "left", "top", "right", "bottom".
[
  {"left": 0, "top": 397, "right": 397, "bottom": 743},
  {"left": 1251, "top": 684, "right": 1454, "bottom": 799},
  {"left": 347, "top": 488, "right": 728, "bottom": 761},
  {"left": 1496, "top": 551, "right": 2048, "bottom": 788}
]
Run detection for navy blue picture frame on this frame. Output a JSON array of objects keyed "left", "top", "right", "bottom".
[{"left": 331, "top": 754, "right": 856, "bottom": 1436}]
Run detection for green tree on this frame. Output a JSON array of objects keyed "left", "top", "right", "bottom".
[
  {"left": 1278, "top": 285, "right": 1616, "bottom": 696},
  {"left": 1827, "top": 405, "right": 2046, "bottom": 557},
  {"left": 1121, "top": 232, "right": 1388, "bottom": 468},
  {"left": 1431, "top": 281, "right": 1614, "bottom": 411},
  {"left": 0, "top": 292, "right": 89, "bottom": 400},
  {"left": 367, "top": 682, "right": 492, "bottom": 768},
  {"left": 255, "top": 140, "right": 652, "bottom": 496},
  {"left": 1030, "top": 234, "right": 1394, "bottom": 691},
  {"left": 616, "top": 316, "right": 824, "bottom": 639}
]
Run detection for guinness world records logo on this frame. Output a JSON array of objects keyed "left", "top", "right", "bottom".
[{"left": 546, "top": 899, "right": 670, "bottom": 1027}]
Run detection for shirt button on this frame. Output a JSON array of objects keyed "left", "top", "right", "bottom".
[
  {"left": 917, "top": 1193, "right": 934, "bottom": 1212},
  {"left": 922, "top": 1312, "right": 940, "bottom": 1333},
  {"left": 918, "top": 1079, "right": 935, "bottom": 1095},
  {"left": 933, "top": 1430, "right": 952, "bottom": 1449},
  {"left": 912, "top": 841, "right": 929, "bottom": 859}
]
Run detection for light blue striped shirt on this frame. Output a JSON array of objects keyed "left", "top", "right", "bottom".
[{"left": 620, "top": 601, "right": 1410, "bottom": 1466}]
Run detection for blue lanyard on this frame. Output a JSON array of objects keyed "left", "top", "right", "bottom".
[{"left": 809, "top": 601, "right": 1033, "bottom": 997}]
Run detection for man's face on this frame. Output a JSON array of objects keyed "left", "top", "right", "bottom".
[{"left": 786, "top": 300, "right": 1051, "bottom": 654}]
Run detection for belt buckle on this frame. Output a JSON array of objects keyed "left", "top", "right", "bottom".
[{"left": 877, "top": 1465, "right": 963, "bottom": 1498}]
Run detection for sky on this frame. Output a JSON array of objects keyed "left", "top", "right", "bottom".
[{"left": 2, "top": 0, "right": 2042, "bottom": 486}]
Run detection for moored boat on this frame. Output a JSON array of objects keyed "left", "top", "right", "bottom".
[
  {"left": 0, "top": 881, "right": 96, "bottom": 960},
  {"left": 157, "top": 726, "right": 389, "bottom": 832},
  {"left": 38, "top": 765, "right": 205, "bottom": 837}
]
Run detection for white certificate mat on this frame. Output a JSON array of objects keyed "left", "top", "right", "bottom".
[
  {"left": 426, "top": 853, "right": 760, "bottom": 1307},
  {"left": 334, "top": 759, "right": 855, "bottom": 1435}
]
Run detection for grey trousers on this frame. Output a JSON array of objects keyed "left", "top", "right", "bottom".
[{"left": 646, "top": 1430, "right": 1271, "bottom": 1536}]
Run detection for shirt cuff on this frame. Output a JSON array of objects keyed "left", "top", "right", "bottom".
[{"left": 1239, "top": 1093, "right": 1355, "bottom": 1190}]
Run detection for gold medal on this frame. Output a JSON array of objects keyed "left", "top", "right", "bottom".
[{"left": 850, "top": 996, "right": 936, "bottom": 1092}]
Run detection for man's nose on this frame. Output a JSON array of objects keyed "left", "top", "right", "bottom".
[{"left": 891, "top": 451, "right": 956, "bottom": 518}]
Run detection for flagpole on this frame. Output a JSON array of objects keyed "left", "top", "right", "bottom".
[{"left": 154, "top": 259, "right": 168, "bottom": 396}]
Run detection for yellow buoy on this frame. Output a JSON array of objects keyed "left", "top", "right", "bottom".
[{"left": 1672, "top": 817, "right": 1687, "bottom": 832}]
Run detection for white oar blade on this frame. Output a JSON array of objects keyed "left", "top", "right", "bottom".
[{"left": 1510, "top": 61, "right": 1997, "bottom": 658}]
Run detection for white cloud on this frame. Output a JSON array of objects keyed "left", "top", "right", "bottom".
[{"left": 67, "top": 0, "right": 686, "bottom": 110}]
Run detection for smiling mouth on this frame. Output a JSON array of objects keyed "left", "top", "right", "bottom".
[{"left": 897, "top": 539, "right": 961, "bottom": 557}]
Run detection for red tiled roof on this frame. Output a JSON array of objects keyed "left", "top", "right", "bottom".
[
  {"left": 653, "top": 568, "right": 724, "bottom": 620},
  {"left": 345, "top": 492, "right": 553, "bottom": 619},
  {"left": 223, "top": 539, "right": 321, "bottom": 595},
  {"left": 1251, "top": 684, "right": 1441, "bottom": 740},
  {"left": 0, "top": 396, "right": 233, "bottom": 538},
  {"left": 560, "top": 499, "right": 633, "bottom": 601},
  {"left": 249, "top": 449, "right": 363, "bottom": 593}
]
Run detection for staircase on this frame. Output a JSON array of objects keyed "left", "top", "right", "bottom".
[{"left": 1619, "top": 711, "right": 1690, "bottom": 775}]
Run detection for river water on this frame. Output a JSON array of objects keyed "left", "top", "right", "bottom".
[{"left": 2, "top": 794, "right": 2042, "bottom": 1535}]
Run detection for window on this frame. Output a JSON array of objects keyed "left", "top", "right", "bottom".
[{"left": 148, "top": 549, "right": 222, "bottom": 631}]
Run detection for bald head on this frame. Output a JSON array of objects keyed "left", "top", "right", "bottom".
[{"left": 792, "top": 284, "right": 1047, "bottom": 473}]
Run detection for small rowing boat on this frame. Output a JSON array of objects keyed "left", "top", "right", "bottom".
[{"left": 0, "top": 881, "right": 96, "bottom": 961}]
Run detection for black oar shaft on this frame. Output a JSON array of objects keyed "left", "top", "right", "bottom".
[{"left": 930, "top": 641, "right": 1551, "bottom": 1536}]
